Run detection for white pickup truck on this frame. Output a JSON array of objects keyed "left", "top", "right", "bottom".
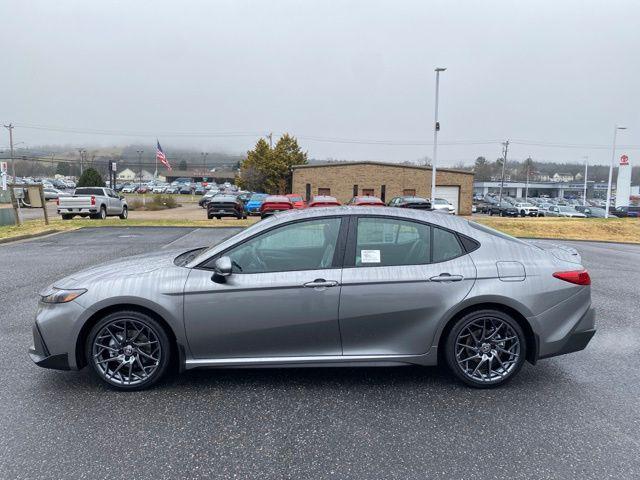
[{"left": 57, "top": 187, "right": 128, "bottom": 220}]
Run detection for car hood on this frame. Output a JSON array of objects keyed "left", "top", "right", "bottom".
[{"left": 47, "top": 249, "right": 184, "bottom": 291}]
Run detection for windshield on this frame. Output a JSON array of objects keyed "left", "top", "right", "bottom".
[
  {"left": 288, "top": 196, "right": 302, "bottom": 202},
  {"left": 434, "top": 199, "right": 448, "bottom": 205},
  {"left": 558, "top": 206, "right": 575, "bottom": 213},
  {"left": 250, "top": 194, "right": 267, "bottom": 201}
]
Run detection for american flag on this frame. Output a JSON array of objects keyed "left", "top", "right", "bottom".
[{"left": 156, "top": 140, "right": 172, "bottom": 171}]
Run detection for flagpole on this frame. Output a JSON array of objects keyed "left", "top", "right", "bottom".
[{"left": 155, "top": 142, "right": 158, "bottom": 180}]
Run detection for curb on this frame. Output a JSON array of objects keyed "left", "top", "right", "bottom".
[
  {"left": 518, "top": 236, "right": 640, "bottom": 246},
  {"left": 0, "top": 229, "right": 64, "bottom": 245}
]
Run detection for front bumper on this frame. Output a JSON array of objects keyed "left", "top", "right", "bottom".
[{"left": 28, "top": 323, "right": 70, "bottom": 370}]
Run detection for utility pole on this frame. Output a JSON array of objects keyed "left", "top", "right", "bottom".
[
  {"left": 525, "top": 156, "right": 531, "bottom": 201},
  {"left": 605, "top": 126, "right": 626, "bottom": 218},
  {"left": 582, "top": 155, "right": 589, "bottom": 206},
  {"left": 3, "top": 123, "right": 15, "bottom": 179},
  {"left": 267, "top": 133, "right": 273, "bottom": 148},
  {"left": 431, "top": 67, "right": 446, "bottom": 207},
  {"left": 201, "top": 152, "right": 208, "bottom": 172},
  {"left": 78, "top": 148, "right": 86, "bottom": 175},
  {"left": 136, "top": 150, "right": 144, "bottom": 186},
  {"left": 498, "top": 140, "right": 509, "bottom": 204}
]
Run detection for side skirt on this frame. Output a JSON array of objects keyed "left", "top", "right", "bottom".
[{"left": 184, "top": 351, "right": 438, "bottom": 370}]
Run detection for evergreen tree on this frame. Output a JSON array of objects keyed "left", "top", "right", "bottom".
[{"left": 76, "top": 168, "right": 105, "bottom": 187}]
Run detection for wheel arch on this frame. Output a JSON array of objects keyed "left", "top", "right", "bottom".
[
  {"left": 436, "top": 300, "right": 538, "bottom": 365},
  {"left": 75, "top": 303, "right": 183, "bottom": 371}
]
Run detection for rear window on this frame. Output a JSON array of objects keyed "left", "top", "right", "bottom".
[
  {"left": 75, "top": 188, "right": 104, "bottom": 196},
  {"left": 468, "top": 221, "right": 530, "bottom": 245}
]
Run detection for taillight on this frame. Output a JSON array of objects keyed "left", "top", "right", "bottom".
[
  {"left": 553, "top": 270, "right": 591, "bottom": 286},
  {"left": 90, "top": 195, "right": 96, "bottom": 206}
]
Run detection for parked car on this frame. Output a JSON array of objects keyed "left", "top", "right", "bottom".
[
  {"left": 179, "top": 184, "right": 194, "bottom": 194},
  {"left": 431, "top": 198, "right": 455, "bottom": 214},
  {"left": 513, "top": 202, "right": 539, "bottom": 217},
  {"left": 489, "top": 202, "right": 519, "bottom": 217},
  {"left": 206, "top": 195, "right": 246, "bottom": 220},
  {"left": 198, "top": 190, "right": 218, "bottom": 208},
  {"left": 194, "top": 184, "right": 206, "bottom": 195},
  {"left": 43, "top": 188, "right": 71, "bottom": 201},
  {"left": 544, "top": 205, "right": 587, "bottom": 218},
  {"left": 137, "top": 185, "right": 150, "bottom": 194},
  {"left": 29, "top": 207, "right": 595, "bottom": 390},
  {"left": 165, "top": 185, "right": 180, "bottom": 194},
  {"left": 388, "top": 196, "right": 432, "bottom": 210},
  {"left": 57, "top": 187, "right": 128, "bottom": 220},
  {"left": 259, "top": 195, "right": 294, "bottom": 218},
  {"left": 308, "top": 195, "right": 341, "bottom": 208},
  {"left": 286, "top": 194, "right": 306, "bottom": 209},
  {"left": 574, "top": 206, "right": 606, "bottom": 218},
  {"left": 121, "top": 184, "right": 137, "bottom": 194},
  {"left": 151, "top": 184, "right": 167, "bottom": 194},
  {"left": 245, "top": 193, "right": 268, "bottom": 215},
  {"left": 611, "top": 206, "right": 640, "bottom": 218},
  {"left": 348, "top": 196, "right": 385, "bottom": 206}
]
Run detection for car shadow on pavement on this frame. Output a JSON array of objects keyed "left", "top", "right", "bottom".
[{"left": 33, "top": 360, "right": 574, "bottom": 394}]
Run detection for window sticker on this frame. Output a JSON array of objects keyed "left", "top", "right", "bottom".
[{"left": 361, "top": 249, "right": 381, "bottom": 263}]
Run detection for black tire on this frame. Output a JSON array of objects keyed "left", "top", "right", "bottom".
[
  {"left": 216, "top": 216, "right": 221, "bottom": 220},
  {"left": 85, "top": 310, "right": 171, "bottom": 391},
  {"left": 444, "top": 309, "right": 526, "bottom": 388},
  {"left": 61, "top": 214, "right": 73, "bottom": 220},
  {"left": 520, "top": 210, "right": 526, "bottom": 217},
  {"left": 489, "top": 210, "right": 494, "bottom": 216},
  {"left": 207, "top": 214, "right": 213, "bottom": 219},
  {"left": 119, "top": 206, "right": 128, "bottom": 220},
  {"left": 92, "top": 206, "right": 107, "bottom": 220}
]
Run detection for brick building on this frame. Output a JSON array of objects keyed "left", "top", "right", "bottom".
[{"left": 291, "top": 161, "right": 474, "bottom": 215}]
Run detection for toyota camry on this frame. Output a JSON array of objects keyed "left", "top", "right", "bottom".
[{"left": 29, "top": 207, "right": 595, "bottom": 390}]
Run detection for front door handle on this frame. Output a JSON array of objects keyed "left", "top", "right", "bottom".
[
  {"left": 429, "top": 273, "right": 464, "bottom": 282},
  {"left": 303, "top": 279, "right": 339, "bottom": 288}
]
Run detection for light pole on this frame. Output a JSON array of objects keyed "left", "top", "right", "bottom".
[
  {"left": 201, "top": 152, "right": 208, "bottom": 171},
  {"left": 525, "top": 156, "right": 532, "bottom": 201},
  {"left": 582, "top": 155, "right": 589, "bottom": 206},
  {"left": 605, "top": 126, "right": 626, "bottom": 218},
  {"left": 431, "top": 67, "right": 446, "bottom": 207}
]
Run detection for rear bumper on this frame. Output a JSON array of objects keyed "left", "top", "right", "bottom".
[{"left": 536, "top": 306, "right": 596, "bottom": 361}]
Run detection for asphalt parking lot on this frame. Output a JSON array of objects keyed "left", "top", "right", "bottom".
[{"left": 1, "top": 227, "right": 639, "bottom": 479}]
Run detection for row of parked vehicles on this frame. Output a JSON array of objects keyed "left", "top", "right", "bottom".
[
  {"left": 475, "top": 195, "right": 640, "bottom": 218},
  {"left": 116, "top": 179, "right": 235, "bottom": 195},
  {"left": 200, "top": 192, "right": 457, "bottom": 220}
]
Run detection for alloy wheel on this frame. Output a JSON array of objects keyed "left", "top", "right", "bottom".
[
  {"left": 454, "top": 316, "right": 521, "bottom": 384},
  {"left": 91, "top": 319, "right": 162, "bottom": 386}
]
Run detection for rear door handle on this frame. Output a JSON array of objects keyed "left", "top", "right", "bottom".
[
  {"left": 429, "top": 273, "right": 464, "bottom": 282},
  {"left": 303, "top": 279, "right": 339, "bottom": 288}
]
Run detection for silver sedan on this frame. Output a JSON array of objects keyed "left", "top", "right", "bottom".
[{"left": 29, "top": 207, "right": 595, "bottom": 390}]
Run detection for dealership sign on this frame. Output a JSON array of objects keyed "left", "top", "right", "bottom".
[{"left": 615, "top": 154, "right": 632, "bottom": 208}]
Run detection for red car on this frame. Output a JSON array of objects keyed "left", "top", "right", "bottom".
[
  {"left": 348, "top": 195, "right": 385, "bottom": 206},
  {"left": 285, "top": 194, "right": 306, "bottom": 209},
  {"left": 307, "top": 195, "right": 342, "bottom": 208},
  {"left": 259, "top": 195, "right": 294, "bottom": 218}
]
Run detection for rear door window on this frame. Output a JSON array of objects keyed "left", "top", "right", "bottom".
[{"left": 432, "top": 227, "right": 464, "bottom": 263}]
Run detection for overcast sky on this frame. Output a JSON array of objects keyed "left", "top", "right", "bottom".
[{"left": 1, "top": 0, "right": 639, "bottom": 166}]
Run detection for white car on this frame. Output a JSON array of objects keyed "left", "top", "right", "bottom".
[
  {"left": 432, "top": 198, "right": 455, "bottom": 214},
  {"left": 152, "top": 184, "right": 167, "bottom": 194},
  {"left": 514, "top": 202, "right": 539, "bottom": 217},
  {"left": 121, "top": 185, "right": 137, "bottom": 194}
]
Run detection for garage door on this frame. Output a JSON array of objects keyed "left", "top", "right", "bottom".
[{"left": 436, "top": 186, "right": 460, "bottom": 214}]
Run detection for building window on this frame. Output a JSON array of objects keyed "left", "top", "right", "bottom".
[
  {"left": 318, "top": 188, "right": 331, "bottom": 195},
  {"left": 380, "top": 185, "right": 386, "bottom": 202},
  {"left": 305, "top": 183, "right": 311, "bottom": 202},
  {"left": 403, "top": 189, "right": 416, "bottom": 196},
  {"left": 353, "top": 185, "right": 358, "bottom": 196},
  {"left": 362, "top": 188, "right": 374, "bottom": 196}
]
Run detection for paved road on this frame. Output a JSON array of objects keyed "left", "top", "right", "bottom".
[{"left": 1, "top": 228, "right": 639, "bottom": 479}]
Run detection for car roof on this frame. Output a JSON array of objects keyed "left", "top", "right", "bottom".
[{"left": 264, "top": 195, "right": 291, "bottom": 202}]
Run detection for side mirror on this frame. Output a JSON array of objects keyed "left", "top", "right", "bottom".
[
  {"left": 211, "top": 256, "right": 232, "bottom": 283},
  {"left": 119, "top": 195, "right": 125, "bottom": 200}
]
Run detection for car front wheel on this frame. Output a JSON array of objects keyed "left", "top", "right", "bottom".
[
  {"left": 119, "top": 206, "right": 128, "bottom": 219},
  {"left": 85, "top": 311, "right": 171, "bottom": 391},
  {"left": 445, "top": 309, "right": 526, "bottom": 388}
]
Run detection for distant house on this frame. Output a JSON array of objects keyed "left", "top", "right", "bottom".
[
  {"left": 117, "top": 168, "right": 160, "bottom": 182},
  {"left": 116, "top": 168, "right": 137, "bottom": 181},
  {"left": 552, "top": 172, "right": 574, "bottom": 182},
  {"left": 534, "top": 173, "right": 551, "bottom": 182}
]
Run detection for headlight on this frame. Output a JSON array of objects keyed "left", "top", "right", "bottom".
[{"left": 40, "top": 288, "right": 87, "bottom": 304}]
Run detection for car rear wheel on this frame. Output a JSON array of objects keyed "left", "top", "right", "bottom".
[
  {"left": 61, "top": 214, "right": 73, "bottom": 220},
  {"left": 445, "top": 309, "right": 526, "bottom": 388},
  {"left": 85, "top": 311, "right": 171, "bottom": 391}
]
